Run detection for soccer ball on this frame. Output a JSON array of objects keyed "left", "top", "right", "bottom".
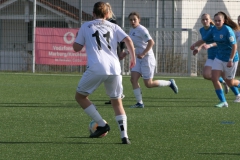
[{"left": 89, "top": 119, "right": 108, "bottom": 138}]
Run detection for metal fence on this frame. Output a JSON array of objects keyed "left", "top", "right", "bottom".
[{"left": 0, "top": 0, "right": 240, "bottom": 76}]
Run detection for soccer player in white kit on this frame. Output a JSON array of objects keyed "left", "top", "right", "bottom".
[
  {"left": 104, "top": 2, "right": 126, "bottom": 105},
  {"left": 73, "top": 2, "right": 136, "bottom": 144},
  {"left": 128, "top": 12, "right": 178, "bottom": 108}
]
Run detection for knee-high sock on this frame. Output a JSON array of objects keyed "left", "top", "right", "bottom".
[
  {"left": 157, "top": 80, "right": 171, "bottom": 87},
  {"left": 219, "top": 77, "right": 224, "bottom": 83},
  {"left": 116, "top": 115, "right": 128, "bottom": 138},
  {"left": 84, "top": 104, "right": 106, "bottom": 127},
  {"left": 215, "top": 89, "right": 226, "bottom": 102},
  {"left": 230, "top": 86, "right": 240, "bottom": 96},
  {"left": 133, "top": 88, "right": 143, "bottom": 104}
]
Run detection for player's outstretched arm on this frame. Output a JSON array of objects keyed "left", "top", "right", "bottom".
[
  {"left": 190, "top": 40, "right": 205, "bottom": 50},
  {"left": 192, "top": 43, "right": 205, "bottom": 55},
  {"left": 202, "top": 42, "right": 217, "bottom": 50}
]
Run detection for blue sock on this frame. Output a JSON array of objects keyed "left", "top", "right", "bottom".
[
  {"left": 219, "top": 77, "right": 224, "bottom": 83},
  {"left": 230, "top": 86, "right": 240, "bottom": 96},
  {"left": 215, "top": 89, "right": 226, "bottom": 102}
]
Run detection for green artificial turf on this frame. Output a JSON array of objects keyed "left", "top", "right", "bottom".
[{"left": 0, "top": 73, "right": 239, "bottom": 160}]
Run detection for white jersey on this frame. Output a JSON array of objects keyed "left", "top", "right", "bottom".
[
  {"left": 75, "top": 19, "right": 128, "bottom": 75},
  {"left": 129, "top": 24, "right": 154, "bottom": 56}
]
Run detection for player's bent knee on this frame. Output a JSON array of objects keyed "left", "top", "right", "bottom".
[
  {"left": 144, "top": 84, "right": 152, "bottom": 88},
  {"left": 144, "top": 80, "right": 153, "bottom": 88},
  {"left": 75, "top": 92, "right": 88, "bottom": 101},
  {"left": 203, "top": 74, "right": 211, "bottom": 80},
  {"left": 225, "top": 79, "right": 234, "bottom": 86},
  {"left": 110, "top": 96, "right": 121, "bottom": 99}
]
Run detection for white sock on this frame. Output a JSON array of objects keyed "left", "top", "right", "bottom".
[
  {"left": 133, "top": 88, "right": 143, "bottom": 104},
  {"left": 115, "top": 115, "right": 128, "bottom": 138},
  {"left": 84, "top": 104, "right": 106, "bottom": 127},
  {"left": 157, "top": 80, "right": 171, "bottom": 87}
]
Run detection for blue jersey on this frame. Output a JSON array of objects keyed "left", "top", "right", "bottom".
[
  {"left": 203, "top": 25, "right": 239, "bottom": 62},
  {"left": 199, "top": 25, "right": 218, "bottom": 60}
]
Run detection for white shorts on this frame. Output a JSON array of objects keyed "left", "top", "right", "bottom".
[
  {"left": 131, "top": 55, "right": 156, "bottom": 79},
  {"left": 212, "top": 58, "right": 238, "bottom": 79},
  {"left": 204, "top": 59, "right": 214, "bottom": 67},
  {"left": 76, "top": 70, "right": 123, "bottom": 99}
]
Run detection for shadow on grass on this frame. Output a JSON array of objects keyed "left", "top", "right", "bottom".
[
  {"left": 64, "top": 136, "right": 125, "bottom": 145},
  {"left": 0, "top": 141, "right": 93, "bottom": 144},
  {"left": 95, "top": 102, "right": 215, "bottom": 108},
  {"left": 140, "top": 96, "right": 214, "bottom": 100},
  {"left": 64, "top": 136, "right": 89, "bottom": 138},
  {"left": 0, "top": 103, "right": 78, "bottom": 108},
  {"left": 92, "top": 96, "right": 215, "bottom": 102},
  {"left": 198, "top": 153, "right": 240, "bottom": 156},
  {"left": 0, "top": 137, "right": 122, "bottom": 145},
  {"left": 0, "top": 98, "right": 216, "bottom": 108},
  {"left": 127, "top": 105, "right": 212, "bottom": 108}
]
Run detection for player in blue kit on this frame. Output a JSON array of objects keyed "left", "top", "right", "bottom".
[
  {"left": 191, "top": 11, "right": 240, "bottom": 107},
  {"left": 193, "top": 13, "right": 229, "bottom": 94},
  {"left": 73, "top": 2, "right": 136, "bottom": 144}
]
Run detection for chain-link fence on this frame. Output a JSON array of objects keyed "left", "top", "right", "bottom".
[{"left": 0, "top": 0, "right": 240, "bottom": 76}]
